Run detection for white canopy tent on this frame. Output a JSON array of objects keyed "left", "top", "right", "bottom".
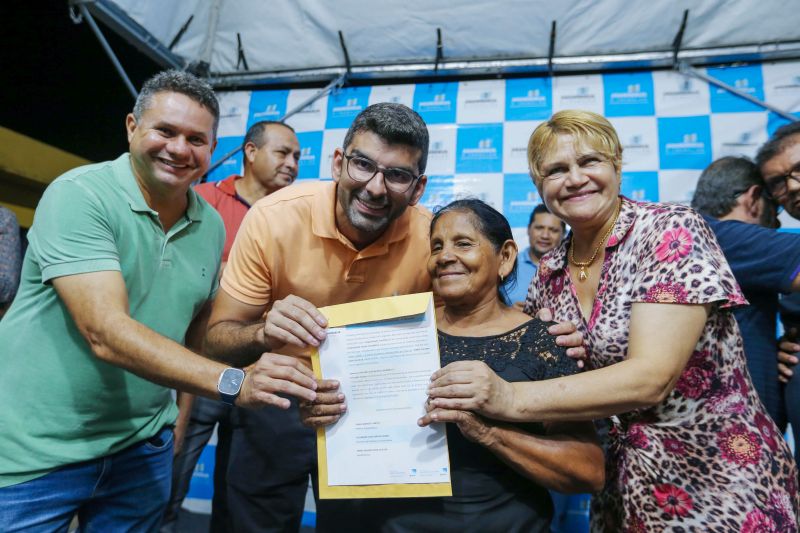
[{"left": 73, "top": 0, "right": 800, "bottom": 88}]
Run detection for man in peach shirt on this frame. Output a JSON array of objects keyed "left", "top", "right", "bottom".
[{"left": 203, "top": 103, "right": 582, "bottom": 532}]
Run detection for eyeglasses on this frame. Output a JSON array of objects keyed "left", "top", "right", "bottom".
[
  {"left": 764, "top": 162, "right": 800, "bottom": 199},
  {"left": 344, "top": 154, "right": 420, "bottom": 193}
]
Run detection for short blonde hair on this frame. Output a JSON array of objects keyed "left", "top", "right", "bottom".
[{"left": 527, "top": 110, "right": 623, "bottom": 181}]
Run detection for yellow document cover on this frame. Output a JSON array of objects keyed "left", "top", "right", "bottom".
[{"left": 311, "top": 292, "right": 452, "bottom": 499}]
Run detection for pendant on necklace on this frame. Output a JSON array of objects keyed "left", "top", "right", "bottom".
[{"left": 578, "top": 266, "right": 588, "bottom": 282}]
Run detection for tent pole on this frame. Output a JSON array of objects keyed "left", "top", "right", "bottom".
[
  {"left": 677, "top": 62, "right": 798, "bottom": 122},
  {"left": 202, "top": 73, "right": 347, "bottom": 181},
  {"left": 77, "top": 3, "right": 138, "bottom": 99}
]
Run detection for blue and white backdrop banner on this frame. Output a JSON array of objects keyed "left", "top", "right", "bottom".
[
  {"left": 209, "top": 60, "right": 800, "bottom": 242},
  {"left": 187, "top": 61, "right": 800, "bottom": 513}
]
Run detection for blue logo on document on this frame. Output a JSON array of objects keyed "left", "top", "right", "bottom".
[
  {"left": 208, "top": 136, "right": 244, "bottom": 182},
  {"left": 505, "top": 77, "right": 552, "bottom": 121},
  {"left": 413, "top": 82, "right": 458, "bottom": 124},
  {"left": 621, "top": 172, "right": 659, "bottom": 202},
  {"left": 421, "top": 175, "right": 455, "bottom": 212},
  {"left": 248, "top": 90, "right": 289, "bottom": 126},
  {"left": 503, "top": 174, "right": 540, "bottom": 228},
  {"left": 708, "top": 65, "right": 765, "bottom": 113},
  {"left": 455, "top": 124, "right": 503, "bottom": 173},
  {"left": 295, "top": 131, "right": 324, "bottom": 180},
  {"left": 326, "top": 86, "right": 371, "bottom": 129},
  {"left": 603, "top": 72, "right": 654, "bottom": 116},
  {"left": 657, "top": 116, "right": 711, "bottom": 170}
]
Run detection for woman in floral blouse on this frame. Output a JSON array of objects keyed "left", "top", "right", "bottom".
[{"left": 423, "top": 110, "right": 799, "bottom": 531}]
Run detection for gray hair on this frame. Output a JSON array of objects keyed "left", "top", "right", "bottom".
[
  {"left": 342, "top": 102, "right": 429, "bottom": 174},
  {"left": 756, "top": 121, "right": 800, "bottom": 171},
  {"left": 691, "top": 156, "right": 762, "bottom": 217},
  {"left": 132, "top": 70, "right": 220, "bottom": 137}
]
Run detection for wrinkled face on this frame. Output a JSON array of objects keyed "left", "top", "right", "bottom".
[
  {"left": 760, "top": 138, "right": 800, "bottom": 220},
  {"left": 332, "top": 131, "right": 427, "bottom": 247},
  {"left": 126, "top": 91, "right": 216, "bottom": 194},
  {"left": 528, "top": 212, "right": 564, "bottom": 257},
  {"left": 428, "top": 210, "right": 514, "bottom": 306},
  {"left": 535, "top": 134, "right": 620, "bottom": 229},
  {"left": 246, "top": 125, "right": 300, "bottom": 193}
]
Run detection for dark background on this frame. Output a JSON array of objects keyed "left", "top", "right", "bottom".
[{"left": 2, "top": 0, "right": 162, "bottom": 162}]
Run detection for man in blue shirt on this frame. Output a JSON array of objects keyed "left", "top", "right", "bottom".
[
  {"left": 691, "top": 156, "right": 800, "bottom": 432},
  {"left": 508, "top": 204, "right": 564, "bottom": 307}
]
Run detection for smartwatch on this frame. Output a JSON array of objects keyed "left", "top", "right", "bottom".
[{"left": 217, "top": 367, "right": 246, "bottom": 405}]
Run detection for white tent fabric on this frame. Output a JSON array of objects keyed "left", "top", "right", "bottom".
[{"left": 106, "top": 0, "right": 800, "bottom": 82}]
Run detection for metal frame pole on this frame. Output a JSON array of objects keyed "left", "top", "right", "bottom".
[{"left": 77, "top": 3, "right": 138, "bottom": 99}]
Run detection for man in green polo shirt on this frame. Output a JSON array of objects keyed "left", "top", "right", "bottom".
[{"left": 0, "top": 70, "right": 319, "bottom": 531}]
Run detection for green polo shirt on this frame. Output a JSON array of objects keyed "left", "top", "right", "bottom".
[{"left": 0, "top": 154, "right": 224, "bottom": 488}]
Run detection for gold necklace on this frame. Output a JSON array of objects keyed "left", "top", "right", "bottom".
[{"left": 568, "top": 200, "right": 621, "bottom": 282}]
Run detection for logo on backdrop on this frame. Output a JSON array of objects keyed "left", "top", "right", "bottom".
[
  {"left": 604, "top": 72, "right": 655, "bottom": 116},
  {"left": 414, "top": 83, "right": 459, "bottom": 124},
  {"left": 621, "top": 171, "right": 659, "bottom": 203},
  {"left": 722, "top": 131, "right": 758, "bottom": 149},
  {"left": 327, "top": 87, "right": 370, "bottom": 129},
  {"left": 708, "top": 65, "right": 765, "bottom": 113},
  {"left": 456, "top": 124, "right": 503, "bottom": 173},
  {"left": 248, "top": 90, "right": 289, "bottom": 126},
  {"left": 295, "top": 131, "right": 323, "bottom": 179},
  {"left": 506, "top": 78, "right": 552, "bottom": 120},
  {"left": 465, "top": 91, "right": 498, "bottom": 105},
  {"left": 562, "top": 86, "right": 597, "bottom": 103},
  {"left": 658, "top": 116, "right": 712, "bottom": 170}
]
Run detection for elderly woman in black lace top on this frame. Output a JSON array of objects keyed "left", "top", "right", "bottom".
[{"left": 302, "top": 199, "right": 603, "bottom": 533}]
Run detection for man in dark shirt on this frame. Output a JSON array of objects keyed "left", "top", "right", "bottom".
[
  {"left": 756, "top": 122, "right": 800, "bottom": 472},
  {"left": 691, "top": 156, "right": 800, "bottom": 430}
]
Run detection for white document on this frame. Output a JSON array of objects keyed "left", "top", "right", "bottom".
[{"left": 318, "top": 298, "right": 451, "bottom": 486}]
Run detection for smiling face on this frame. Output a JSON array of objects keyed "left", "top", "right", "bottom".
[
  {"left": 535, "top": 134, "right": 621, "bottom": 232},
  {"left": 760, "top": 136, "right": 800, "bottom": 219},
  {"left": 528, "top": 212, "right": 564, "bottom": 259},
  {"left": 126, "top": 91, "right": 216, "bottom": 198},
  {"left": 245, "top": 125, "right": 300, "bottom": 194},
  {"left": 428, "top": 210, "right": 516, "bottom": 307},
  {"left": 332, "top": 130, "right": 427, "bottom": 248}
]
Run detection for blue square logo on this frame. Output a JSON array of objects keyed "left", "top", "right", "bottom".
[
  {"left": 503, "top": 174, "right": 540, "bottom": 227},
  {"left": 208, "top": 136, "right": 243, "bottom": 182},
  {"left": 708, "top": 65, "right": 765, "bottom": 113},
  {"left": 621, "top": 172, "right": 659, "bottom": 202},
  {"left": 657, "top": 116, "right": 712, "bottom": 170},
  {"left": 505, "top": 78, "right": 552, "bottom": 121},
  {"left": 248, "top": 90, "right": 289, "bottom": 127},
  {"left": 603, "top": 72, "right": 655, "bottom": 116},
  {"left": 296, "top": 131, "right": 324, "bottom": 180},
  {"left": 420, "top": 175, "right": 455, "bottom": 212},
  {"left": 413, "top": 82, "right": 458, "bottom": 124},
  {"left": 455, "top": 124, "right": 503, "bottom": 173},
  {"left": 326, "top": 87, "right": 371, "bottom": 129}
]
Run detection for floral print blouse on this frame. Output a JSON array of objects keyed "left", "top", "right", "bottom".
[{"left": 524, "top": 197, "right": 799, "bottom": 532}]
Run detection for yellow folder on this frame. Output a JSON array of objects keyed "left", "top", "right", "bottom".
[{"left": 311, "top": 292, "right": 452, "bottom": 499}]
